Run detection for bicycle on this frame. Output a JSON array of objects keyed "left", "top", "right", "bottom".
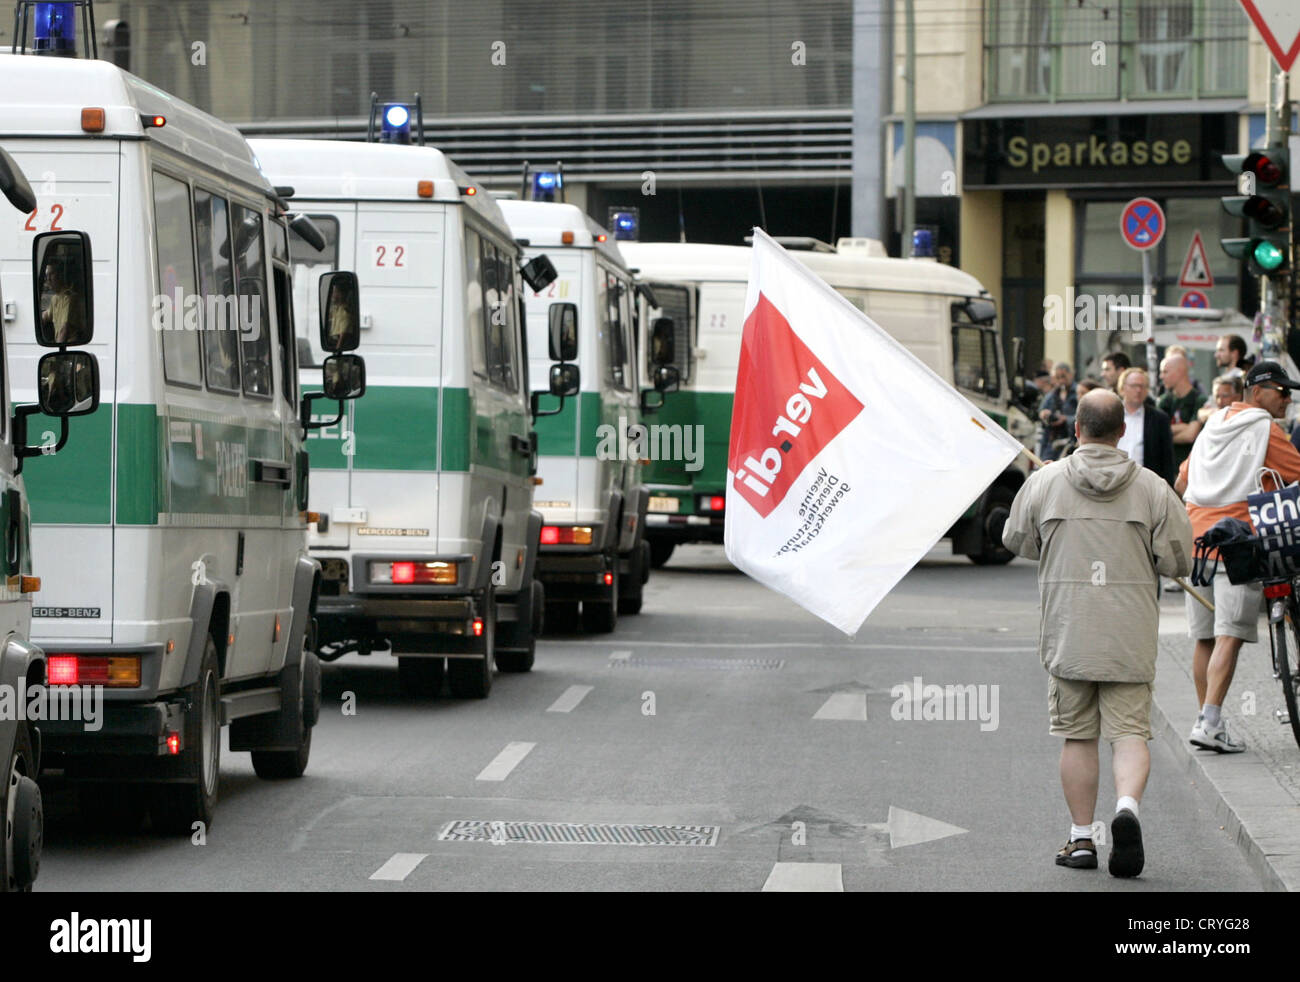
[{"left": 1218, "top": 536, "right": 1300, "bottom": 751}]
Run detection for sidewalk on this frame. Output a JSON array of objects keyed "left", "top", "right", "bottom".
[{"left": 1154, "top": 592, "right": 1300, "bottom": 891}]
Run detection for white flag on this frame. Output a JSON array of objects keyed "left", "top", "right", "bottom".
[{"left": 723, "top": 229, "right": 1026, "bottom": 635}]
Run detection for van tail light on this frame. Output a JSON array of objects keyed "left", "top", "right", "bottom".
[
  {"left": 47, "top": 654, "right": 142, "bottom": 687},
  {"left": 540, "top": 526, "right": 592, "bottom": 545},
  {"left": 371, "top": 561, "right": 457, "bottom": 585}
]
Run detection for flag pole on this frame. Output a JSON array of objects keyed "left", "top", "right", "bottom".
[{"left": 1017, "top": 446, "right": 1214, "bottom": 613}]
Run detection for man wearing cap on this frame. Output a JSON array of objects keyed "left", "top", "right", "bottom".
[{"left": 1176, "top": 361, "right": 1300, "bottom": 752}]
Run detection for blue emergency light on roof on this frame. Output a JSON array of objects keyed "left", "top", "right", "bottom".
[
  {"left": 610, "top": 209, "right": 639, "bottom": 241},
  {"left": 379, "top": 103, "right": 413, "bottom": 145},
  {"left": 531, "top": 170, "right": 561, "bottom": 202},
  {"left": 911, "top": 227, "right": 935, "bottom": 259},
  {"left": 33, "top": 2, "right": 77, "bottom": 56}
]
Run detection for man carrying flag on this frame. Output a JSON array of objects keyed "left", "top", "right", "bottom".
[
  {"left": 724, "top": 229, "right": 1026, "bottom": 636},
  {"left": 1002, "top": 389, "right": 1192, "bottom": 877}
]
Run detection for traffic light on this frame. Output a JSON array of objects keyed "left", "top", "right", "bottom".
[{"left": 1221, "top": 147, "right": 1291, "bottom": 277}]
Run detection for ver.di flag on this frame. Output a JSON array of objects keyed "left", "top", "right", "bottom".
[{"left": 724, "top": 229, "right": 1026, "bottom": 635}]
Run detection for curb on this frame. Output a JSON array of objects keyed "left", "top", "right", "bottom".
[{"left": 1151, "top": 637, "right": 1300, "bottom": 892}]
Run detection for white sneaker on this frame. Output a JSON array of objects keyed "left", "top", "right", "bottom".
[{"left": 1189, "top": 718, "right": 1247, "bottom": 753}]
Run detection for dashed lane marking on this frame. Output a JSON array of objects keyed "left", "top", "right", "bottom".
[
  {"left": 813, "top": 692, "right": 867, "bottom": 721},
  {"left": 476, "top": 741, "right": 536, "bottom": 781},
  {"left": 547, "top": 685, "right": 594, "bottom": 713},
  {"left": 762, "top": 862, "right": 844, "bottom": 892},
  {"left": 369, "top": 853, "right": 428, "bottom": 881}
]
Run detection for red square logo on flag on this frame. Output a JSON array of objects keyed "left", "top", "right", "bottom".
[{"left": 728, "top": 293, "right": 864, "bottom": 517}]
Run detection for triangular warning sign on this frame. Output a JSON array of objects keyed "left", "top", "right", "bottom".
[
  {"left": 1238, "top": 1, "right": 1300, "bottom": 72},
  {"left": 1179, "top": 231, "right": 1214, "bottom": 289}
]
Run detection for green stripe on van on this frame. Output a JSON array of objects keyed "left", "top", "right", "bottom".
[
  {"left": 642, "top": 390, "right": 732, "bottom": 498},
  {"left": 23, "top": 405, "right": 113, "bottom": 525},
  {"left": 534, "top": 391, "right": 600, "bottom": 457},
  {"left": 116, "top": 404, "right": 162, "bottom": 525}
]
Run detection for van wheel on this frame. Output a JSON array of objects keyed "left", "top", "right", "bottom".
[
  {"left": 2, "top": 723, "right": 41, "bottom": 892},
  {"left": 398, "top": 656, "right": 445, "bottom": 697},
  {"left": 649, "top": 539, "right": 675, "bottom": 568},
  {"left": 618, "top": 540, "right": 650, "bottom": 615},
  {"left": 968, "top": 486, "right": 1016, "bottom": 566},
  {"left": 252, "top": 651, "right": 314, "bottom": 779},
  {"left": 449, "top": 585, "right": 495, "bottom": 698},
  {"left": 582, "top": 566, "right": 618, "bottom": 633},
  {"left": 496, "top": 580, "right": 540, "bottom": 673},
  {"left": 150, "top": 637, "right": 220, "bottom": 836}
]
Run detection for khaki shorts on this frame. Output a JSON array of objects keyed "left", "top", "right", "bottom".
[
  {"left": 1048, "top": 675, "right": 1152, "bottom": 742},
  {"left": 1185, "top": 576, "right": 1262, "bottom": 644}
]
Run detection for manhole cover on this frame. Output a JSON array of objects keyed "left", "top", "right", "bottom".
[
  {"left": 439, "top": 821, "right": 720, "bottom": 846},
  {"left": 611, "top": 657, "right": 784, "bottom": 671}
]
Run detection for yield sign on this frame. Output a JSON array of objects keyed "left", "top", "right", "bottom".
[
  {"left": 1179, "top": 231, "right": 1214, "bottom": 288},
  {"left": 1238, "top": 1, "right": 1300, "bottom": 72}
]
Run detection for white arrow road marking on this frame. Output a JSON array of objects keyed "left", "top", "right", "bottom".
[
  {"left": 762, "top": 862, "right": 844, "bottom": 892},
  {"left": 476, "top": 741, "right": 536, "bottom": 782},
  {"left": 369, "top": 853, "right": 428, "bottom": 881},
  {"left": 813, "top": 692, "right": 867, "bottom": 721},
  {"left": 547, "top": 685, "right": 593, "bottom": 713},
  {"left": 609, "top": 650, "right": 632, "bottom": 661},
  {"left": 883, "top": 806, "right": 968, "bottom": 849}
]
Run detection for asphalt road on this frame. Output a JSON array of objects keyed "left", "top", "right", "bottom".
[{"left": 36, "top": 546, "right": 1263, "bottom": 892}]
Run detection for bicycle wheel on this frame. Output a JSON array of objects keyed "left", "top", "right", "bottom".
[{"left": 1275, "top": 596, "right": 1300, "bottom": 751}]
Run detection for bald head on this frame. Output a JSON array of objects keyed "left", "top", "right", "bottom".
[
  {"left": 1160, "top": 352, "right": 1190, "bottom": 393},
  {"left": 1076, "top": 388, "right": 1125, "bottom": 445}
]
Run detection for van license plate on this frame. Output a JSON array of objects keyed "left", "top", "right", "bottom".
[{"left": 648, "top": 496, "right": 680, "bottom": 514}]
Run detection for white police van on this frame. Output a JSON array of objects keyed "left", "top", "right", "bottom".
[
  {"left": 251, "top": 138, "right": 567, "bottom": 697},
  {"left": 498, "top": 199, "right": 677, "bottom": 631},
  {"left": 0, "top": 53, "right": 366, "bottom": 833},
  {"left": 0, "top": 145, "right": 103, "bottom": 888}
]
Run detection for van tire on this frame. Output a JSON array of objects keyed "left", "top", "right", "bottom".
[
  {"left": 582, "top": 567, "right": 618, "bottom": 633},
  {"left": 649, "top": 539, "right": 675, "bottom": 568},
  {"left": 495, "top": 581, "right": 540, "bottom": 673},
  {"left": 449, "top": 584, "right": 495, "bottom": 698},
  {"left": 251, "top": 649, "right": 314, "bottom": 779},
  {"left": 398, "top": 657, "right": 445, "bottom": 697},
  {"left": 150, "top": 637, "right": 220, "bottom": 835},
  {"left": 968, "top": 486, "right": 1016, "bottom": 566},
  {"left": 3, "top": 723, "right": 41, "bottom": 892},
  {"left": 618, "top": 540, "right": 650, "bottom": 615}
]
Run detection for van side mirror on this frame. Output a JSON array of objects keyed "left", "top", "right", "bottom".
[
  {"left": 319, "top": 270, "right": 360, "bottom": 352},
  {"left": 548, "top": 302, "right": 578, "bottom": 361},
  {"left": 550, "top": 363, "right": 580, "bottom": 398},
  {"left": 38, "top": 350, "right": 99, "bottom": 417},
  {"left": 33, "top": 231, "right": 93, "bottom": 346},
  {"left": 323, "top": 354, "right": 366, "bottom": 401},
  {"left": 653, "top": 364, "right": 680, "bottom": 392},
  {"left": 521, "top": 253, "right": 557, "bottom": 293},
  {"left": 0, "top": 148, "right": 35, "bottom": 214},
  {"left": 650, "top": 317, "right": 675, "bottom": 366}
]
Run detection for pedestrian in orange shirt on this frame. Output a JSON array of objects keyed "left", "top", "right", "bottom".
[{"left": 1176, "top": 361, "right": 1300, "bottom": 752}]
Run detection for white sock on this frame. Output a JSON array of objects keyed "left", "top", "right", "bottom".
[
  {"left": 1202, "top": 703, "right": 1222, "bottom": 727},
  {"left": 1070, "top": 823, "right": 1095, "bottom": 842},
  {"left": 1116, "top": 796, "right": 1139, "bottom": 818}
]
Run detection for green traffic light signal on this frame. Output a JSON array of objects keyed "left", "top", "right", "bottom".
[
  {"left": 1254, "top": 239, "right": 1286, "bottom": 271},
  {"left": 1220, "top": 145, "right": 1291, "bottom": 278}
]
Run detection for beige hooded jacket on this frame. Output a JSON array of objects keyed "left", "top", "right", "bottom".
[{"left": 1002, "top": 442, "right": 1193, "bottom": 682}]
